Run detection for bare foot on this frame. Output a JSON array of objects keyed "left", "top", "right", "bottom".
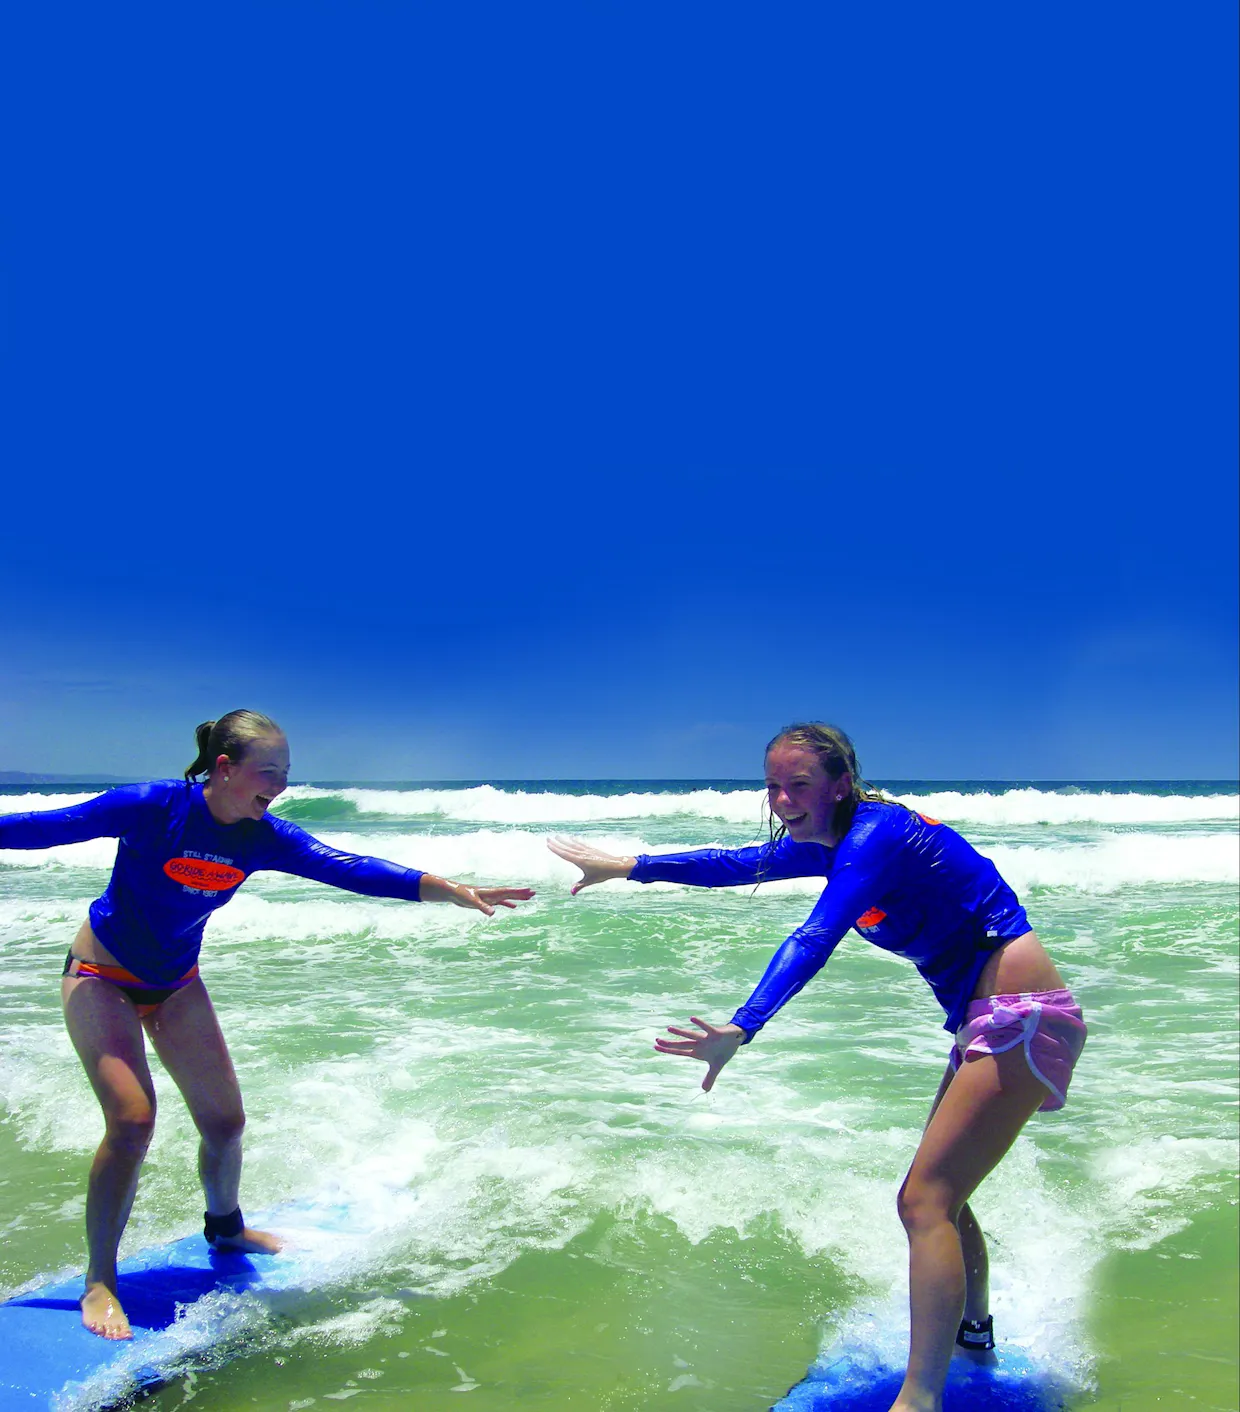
[
  {"left": 80, "top": 1281, "right": 132, "bottom": 1340},
  {"left": 210, "top": 1225, "right": 284, "bottom": 1255}
]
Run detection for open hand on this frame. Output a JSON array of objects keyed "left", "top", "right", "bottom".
[
  {"left": 419, "top": 874, "right": 535, "bottom": 915},
  {"left": 654, "top": 1016, "right": 747, "bottom": 1092},
  {"left": 474, "top": 886, "right": 536, "bottom": 910},
  {"left": 546, "top": 835, "right": 636, "bottom": 895}
]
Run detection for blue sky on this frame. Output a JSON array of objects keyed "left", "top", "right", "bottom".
[{"left": 2, "top": 3, "right": 1236, "bottom": 781}]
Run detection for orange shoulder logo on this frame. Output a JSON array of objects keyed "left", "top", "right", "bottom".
[
  {"left": 855, "top": 906, "right": 887, "bottom": 929},
  {"left": 163, "top": 858, "right": 246, "bottom": 891},
  {"left": 917, "top": 812, "right": 941, "bottom": 826}
]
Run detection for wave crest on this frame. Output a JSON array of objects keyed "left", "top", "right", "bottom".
[
  {"left": 274, "top": 784, "right": 1239, "bottom": 827},
  {"left": 6, "top": 828, "right": 1234, "bottom": 894}
]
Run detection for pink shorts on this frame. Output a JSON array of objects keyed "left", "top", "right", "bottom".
[{"left": 950, "top": 989, "right": 1087, "bottom": 1112}]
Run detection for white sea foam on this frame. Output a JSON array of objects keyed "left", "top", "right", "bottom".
[
  {"left": 396, "top": 827, "right": 1238, "bottom": 895},
  {"left": 782, "top": 1138, "right": 1099, "bottom": 1394},
  {"left": 4, "top": 825, "right": 1237, "bottom": 895},
  {"left": 0, "top": 837, "right": 120, "bottom": 870},
  {"left": 889, "top": 788, "right": 1239, "bottom": 826},
  {"left": 989, "top": 833, "right": 1240, "bottom": 892},
  {"left": 4, "top": 1005, "right": 1104, "bottom": 1406},
  {"left": 1090, "top": 1135, "right": 1240, "bottom": 1251},
  {"left": 278, "top": 783, "right": 772, "bottom": 826},
  {"left": 3, "top": 821, "right": 1235, "bottom": 1409},
  {"left": 4, "top": 782, "right": 1235, "bottom": 832},
  {"left": 0, "top": 792, "right": 101, "bottom": 815},
  {"left": 276, "top": 783, "right": 1240, "bottom": 826}
]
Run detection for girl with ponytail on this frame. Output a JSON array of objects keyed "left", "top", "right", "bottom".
[
  {"left": 0, "top": 710, "right": 534, "bottom": 1341},
  {"left": 549, "top": 723, "right": 1085, "bottom": 1412}
]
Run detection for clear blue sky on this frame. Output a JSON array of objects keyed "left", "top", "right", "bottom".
[{"left": 3, "top": 3, "right": 1236, "bottom": 781}]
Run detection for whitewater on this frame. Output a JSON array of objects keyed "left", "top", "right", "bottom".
[{"left": 1, "top": 779, "right": 1236, "bottom": 1411}]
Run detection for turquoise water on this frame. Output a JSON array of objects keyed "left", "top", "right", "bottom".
[{"left": 1, "top": 781, "right": 1237, "bottom": 1411}]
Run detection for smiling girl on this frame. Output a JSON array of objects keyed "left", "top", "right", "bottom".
[
  {"left": 549, "top": 722, "right": 1085, "bottom": 1412},
  {"left": 0, "top": 709, "right": 534, "bottom": 1341}
]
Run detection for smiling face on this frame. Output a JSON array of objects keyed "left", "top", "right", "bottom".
[
  {"left": 207, "top": 733, "right": 290, "bottom": 823},
  {"left": 764, "top": 741, "right": 851, "bottom": 845}
]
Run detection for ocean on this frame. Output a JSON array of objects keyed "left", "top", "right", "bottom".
[{"left": 1, "top": 780, "right": 1237, "bottom": 1411}]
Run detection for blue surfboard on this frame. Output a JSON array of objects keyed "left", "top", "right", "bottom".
[
  {"left": 0, "top": 1202, "right": 361, "bottom": 1412},
  {"left": 773, "top": 1345, "right": 1073, "bottom": 1412}
]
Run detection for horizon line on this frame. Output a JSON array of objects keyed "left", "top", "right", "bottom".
[{"left": 3, "top": 774, "right": 1238, "bottom": 787}]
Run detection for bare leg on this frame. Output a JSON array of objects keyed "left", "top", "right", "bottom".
[
  {"left": 888, "top": 1044, "right": 1048, "bottom": 1412},
  {"left": 62, "top": 974, "right": 158, "bottom": 1339},
  {"left": 142, "top": 979, "right": 282, "bottom": 1254},
  {"left": 922, "top": 1063, "right": 996, "bottom": 1364},
  {"left": 955, "top": 1203, "right": 996, "bottom": 1364}
]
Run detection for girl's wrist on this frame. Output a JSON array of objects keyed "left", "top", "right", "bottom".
[{"left": 418, "top": 873, "right": 453, "bottom": 902}]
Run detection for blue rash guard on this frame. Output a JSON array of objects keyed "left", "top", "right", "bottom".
[
  {"left": 630, "top": 800, "right": 1030, "bottom": 1036},
  {"left": 0, "top": 781, "right": 425, "bottom": 984}
]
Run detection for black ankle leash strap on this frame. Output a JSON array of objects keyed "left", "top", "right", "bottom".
[
  {"left": 204, "top": 1207, "right": 245, "bottom": 1244},
  {"left": 956, "top": 1314, "right": 995, "bottom": 1351}
]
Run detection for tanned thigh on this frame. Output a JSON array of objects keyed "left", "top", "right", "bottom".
[
  {"left": 905, "top": 1045, "right": 1049, "bottom": 1216},
  {"left": 62, "top": 975, "right": 157, "bottom": 1125},
  {"left": 141, "top": 980, "right": 244, "bottom": 1134}
]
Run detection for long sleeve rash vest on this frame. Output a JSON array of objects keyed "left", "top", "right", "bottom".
[
  {"left": 630, "top": 800, "right": 1030, "bottom": 1035},
  {"left": 0, "top": 781, "right": 425, "bottom": 983}
]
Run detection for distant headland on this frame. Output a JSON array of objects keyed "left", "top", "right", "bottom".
[{"left": 0, "top": 772, "right": 132, "bottom": 785}]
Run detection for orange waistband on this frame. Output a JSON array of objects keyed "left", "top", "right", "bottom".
[{"left": 68, "top": 956, "right": 199, "bottom": 987}]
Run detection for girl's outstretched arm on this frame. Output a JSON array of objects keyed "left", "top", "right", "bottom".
[
  {"left": 263, "top": 819, "right": 534, "bottom": 915},
  {"left": 0, "top": 784, "right": 155, "bottom": 849},
  {"left": 549, "top": 833, "right": 827, "bottom": 893}
]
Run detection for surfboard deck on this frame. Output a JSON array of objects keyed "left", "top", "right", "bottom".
[
  {"left": 0, "top": 1200, "right": 370, "bottom": 1412},
  {"left": 0, "top": 1236, "right": 284, "bottom": 1411},
  {"left": 773, "top": 1347, "right": 1073, "bottom": 1411}
]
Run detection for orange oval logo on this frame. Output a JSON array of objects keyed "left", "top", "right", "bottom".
[
  {"left": 917, "top": 812, "right": 941, "bottom": 826},
  {"left": 163, "top": 858, "right": 246, "bottom": 891},
  {"left": 856, "top": 906, "right": 887, "bottom": 929}
]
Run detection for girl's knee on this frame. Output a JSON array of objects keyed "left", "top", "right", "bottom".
[
  {"left": 897, "top": 1175, "right": 959, "bottom": 1235},
  {"left": 197, "top": 1106, "right": 245, "bottom": 1149},
  {"left": 105, "top": 1108, "right": 157, "bottom": 1157}
]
